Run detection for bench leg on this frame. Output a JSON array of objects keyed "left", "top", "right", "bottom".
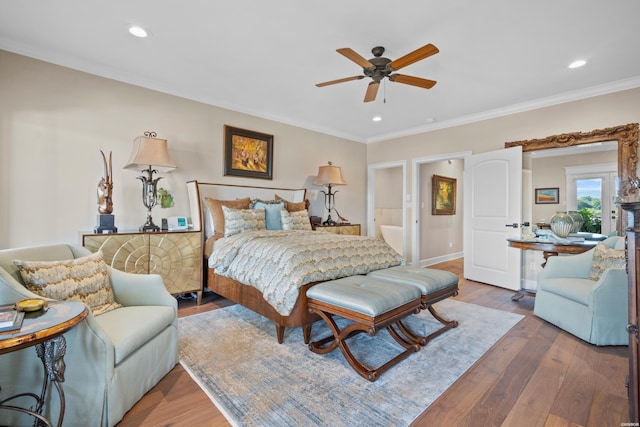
[
  {"left": 308, "top": 309, "right": 420, "bottom": 382},
  {"left": 393, "top": 304, "right": 459, "bottom": 346},
  {"left": 421, "top": 305, "right": 459, "bottom": 346}
]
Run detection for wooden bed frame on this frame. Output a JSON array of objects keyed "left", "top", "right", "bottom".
[{"left": 186, "top": 180, "right": 319, "bottom": 343}]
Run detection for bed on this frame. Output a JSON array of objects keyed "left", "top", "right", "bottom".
[{"left": 186, "top": 180, "right": 404, "bottom": 343}]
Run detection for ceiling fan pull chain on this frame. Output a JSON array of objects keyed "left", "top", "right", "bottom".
[{"left": 384, "top": 79, "right": 387, "bottom": 103}]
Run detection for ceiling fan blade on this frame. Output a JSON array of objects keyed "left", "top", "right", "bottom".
[
  {"left": 337, "top": 48, "right": 375, "bottom": 69},
  {"left": 364, "top": 81, "right": 379, "bottom": 102},
  {"left": 389, "top": 73, "right": 437, "bottom": 89},
  {"left": 389, "top": 43, "right": 439, "bottom": 71},
  {"left": 316, "top": 75, "right": 364, "bottom": 87}
]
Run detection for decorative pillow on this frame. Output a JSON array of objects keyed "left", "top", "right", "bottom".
[
  {"left": 204, "top": 197, "right": 251, "bottom": 239},
  {"left": 14, "top": 251, "right": 122, "bottom": 316},
  {"left": 250, "top": 199, "right": 285, "bottom": 230},
  {"left": 281, "top": 209, "right": 312, "bottom": 231},
  {"left": 275, "top": 195, "right": 309, "bottom": 212},
  {"left": 222, "top": 205, "right": 266, "bottom": 237},
  {"left": 589, "top": 243, "right": 626, "bottom": 281}
]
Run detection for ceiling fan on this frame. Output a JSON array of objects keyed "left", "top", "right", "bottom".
[{"left": 316, "top": 43, "right": 439, "bottom": 102}]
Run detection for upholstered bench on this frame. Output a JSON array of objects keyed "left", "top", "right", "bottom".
[
  {"left": 307, "top": 275, "right": 423, "bottom": 381},
  {"left": 367, "top": 265, "right": 459, "bottom": 345}
]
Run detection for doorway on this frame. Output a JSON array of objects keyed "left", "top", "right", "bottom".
[
  {"left": 367, "top": 161, "right": 406, "bottom": 257},
  {"left": 412, "top": 151, "right": 470, "bottom": 266}
]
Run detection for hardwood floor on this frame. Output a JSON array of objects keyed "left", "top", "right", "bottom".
[{"left": 117, "top": 259, "right": 630, "bottom": 427}]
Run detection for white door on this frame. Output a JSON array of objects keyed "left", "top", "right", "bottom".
[{"left": 463, "top": 146, "right": 522, "bottom": 290}]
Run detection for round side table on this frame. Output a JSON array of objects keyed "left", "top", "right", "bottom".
[{"left": 0, "top": 301, "right": 88, "bottom": 427}]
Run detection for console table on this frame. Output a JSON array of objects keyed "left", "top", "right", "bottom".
[
  {"left": 0, "top": 301, "right": 88, "bottom": 427},
  {"left": 507, "top": 236, "right": 603, "bottom": 301},
  {"left": 507, "top": 236, "right": 601, "bottom": 267}
]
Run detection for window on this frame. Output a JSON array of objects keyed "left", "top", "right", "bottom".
[{"left": 566, "top": 164, "right": 617, "bottom": 235}]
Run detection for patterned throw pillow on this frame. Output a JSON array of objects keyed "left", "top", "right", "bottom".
[
  {"left": 589, "top": 243, "right": 626, "bottom": 281},
  {"left": 14, "top": 251, "right": 122, "bottom": 316},
  {"left": 222, "top": 205, "right": 267, "bottom": 237},
  {"left": 250, "top": 199, "right": 285, "bottom": 230},
  {"left": 204, "top": 197, "right": 252, "bottom": 239},
  {"left": 281, "top": 209, "right": 312, "bottom": 231}
]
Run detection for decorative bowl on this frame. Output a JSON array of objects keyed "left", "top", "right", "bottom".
[{"left": 15, "top": 298, "right": 46, "bottom": 312}]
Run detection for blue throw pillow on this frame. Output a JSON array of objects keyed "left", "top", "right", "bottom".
[{"left": 250, "top": 200, "right": 285, "bottom": 230}]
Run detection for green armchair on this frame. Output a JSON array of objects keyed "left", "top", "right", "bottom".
[
  {"left": 0, "top": 244, "right": 178, "bottom": 426},
  {"left": 533, "top": 236, "right": 628, "bottom": 346}
]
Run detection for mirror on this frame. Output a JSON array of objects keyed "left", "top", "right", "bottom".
[{"left": 505, "top": 123, "right": 639, "bottom": 234}]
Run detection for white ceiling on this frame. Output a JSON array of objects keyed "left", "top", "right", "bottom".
[{"left": 1, "top": 1, "right": 640, "bottom": 143}]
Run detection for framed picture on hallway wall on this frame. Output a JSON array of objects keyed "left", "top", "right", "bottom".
[
  {"left": 224, "top": 125, "right": 274, "bottom": 180},
  {"left": 535, "top": 187, "right": 559, "bottom": 204},
  {"left": 432, "top": 174, "right": 456, "bottom": 215}
]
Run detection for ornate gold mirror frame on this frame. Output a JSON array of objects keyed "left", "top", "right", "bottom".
[{"left": 505, "top": 123, "right": 639, "bottom": 234}]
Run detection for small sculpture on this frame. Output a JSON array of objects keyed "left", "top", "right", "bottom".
[{"left": 97, "top": 150, "right": 114, "bottom": 214}]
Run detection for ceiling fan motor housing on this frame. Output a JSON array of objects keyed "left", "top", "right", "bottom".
[{"left": 364, "top": 47, "right": 393, "bottom": 82}]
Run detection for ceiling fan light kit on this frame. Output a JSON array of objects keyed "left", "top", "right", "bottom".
[{"left": 316, "top": 43, "right": 439, "bottom": 102}]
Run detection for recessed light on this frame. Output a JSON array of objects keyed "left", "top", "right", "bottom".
[
  {"left": 372, "top": 116, "right": 382, "bottom": 122},
  {"left": 569, "top": 59, "right": 586, "bottom": 69},
  {"left": 129, "top": 25, "right": 149, "bottom": 38}
]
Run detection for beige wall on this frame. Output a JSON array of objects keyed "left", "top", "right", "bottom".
[
  {"left": 0, "top": 50, "right": 365, "bottom": 248},
  {"left": 2, "top": 49, "right": 639, "bottom": 258},
  {"left": 367, "top": 88, "right": 640, "bottom": 261}
]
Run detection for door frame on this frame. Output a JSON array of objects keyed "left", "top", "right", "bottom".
[
  {"left": 565, "top": 162, "right": 617, "bottom": 235},
  {"left": 367, "top": 160, "right": 407, "bottom": 256},
  {"left": 412, "top": 151, "right": 471, "bottom": 266}
]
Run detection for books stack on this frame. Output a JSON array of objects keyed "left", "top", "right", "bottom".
[{"left": 0, "top": 307, "right": 25, "bottom": 333}]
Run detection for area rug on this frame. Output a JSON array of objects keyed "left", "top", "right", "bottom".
[{"left": 178, "top": 299, "right": 523, "bottom": 427}]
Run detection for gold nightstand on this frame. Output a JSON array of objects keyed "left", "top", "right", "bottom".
[{"left": 312, "top": 224, "right": 361, "bottom": 236}]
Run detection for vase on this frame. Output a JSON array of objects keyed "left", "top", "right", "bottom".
[
  {"left": 550, "top": 211, "right": 574, "bottom": 238},
  {"left": 521, "top": 224, "right": 535, "bottom": 240},
  {"left": 568, "top": 211, "right": 584, "bottom": 233}
]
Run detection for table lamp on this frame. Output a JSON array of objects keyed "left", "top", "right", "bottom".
[
  {"left": 313, "top": 161, "right": 347, "bottom": 225},
  {"left": 124, "top": 131, "right": 176, "bottom": 231}
]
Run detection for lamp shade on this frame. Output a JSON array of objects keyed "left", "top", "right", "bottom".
[
  {"left": 314, "top": 163, "right": 346, "bottom": 186},
  {"left": 124, "top": 134, "right": 177, "bottom": 172}
]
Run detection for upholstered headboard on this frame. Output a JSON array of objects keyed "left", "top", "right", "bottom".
[{"left": 186, "top": 180, "right": 307, "bottom": 238}]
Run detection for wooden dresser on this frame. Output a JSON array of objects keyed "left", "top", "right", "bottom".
[
  {"left": 82, "top": 230, "right": 202, "bottom": 303},
  {"left": 619, "top": 201, "right": 640, "bottom": 422}
]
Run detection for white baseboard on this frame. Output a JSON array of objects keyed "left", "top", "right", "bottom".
[
  {"left": 418, "top": 251, "right": 464, "bottom": 267},
  {"left": 520, "top": 278, "right": 538, "bottom": 292}
]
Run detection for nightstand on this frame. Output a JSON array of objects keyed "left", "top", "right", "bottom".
[
  {"left": 312, "top": 224, "right": 361, "bottom": 236},
  {"left": 81, "top": 230, "right": 202, "bottom": 303}
]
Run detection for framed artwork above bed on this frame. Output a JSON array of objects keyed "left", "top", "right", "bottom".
[{"left": 224, "top": 125, "right": 273, "bottom": 180}]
